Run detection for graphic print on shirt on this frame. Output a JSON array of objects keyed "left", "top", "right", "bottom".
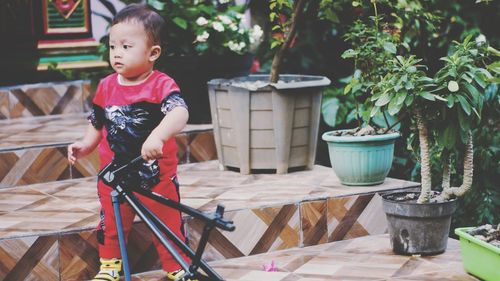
[{"left": 102, "top": 102, "right": 164, "bottom": 189}]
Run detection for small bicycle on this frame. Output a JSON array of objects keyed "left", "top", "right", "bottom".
[{"left": 98, "top": 156, "right": 235, "bottom": 281}]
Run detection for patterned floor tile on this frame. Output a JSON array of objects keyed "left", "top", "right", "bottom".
[
  {"left": 134, "top": 235, "right": 477, "bottom": 281},
  {"left": 0, "top": 235, "right": 59, "bottom": 281},
  {"left": 301, "top": 200, "right": 328, "bottom": 247},
  {"left": 187, "top": 204, "right": 300, "bottom": 262}
]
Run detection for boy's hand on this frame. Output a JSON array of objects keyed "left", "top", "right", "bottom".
[
  {"left": 68, "top": 141, "right": 91, "bottom": 165},
  {"left": 141, "top": 136, "right": 164, "bottom": 160}
]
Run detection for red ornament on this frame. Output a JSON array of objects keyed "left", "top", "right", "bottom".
[{"left": 51, "top": 0, "right": 81, "bottom": 19}]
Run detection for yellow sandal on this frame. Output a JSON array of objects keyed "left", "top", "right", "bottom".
[
  {"left": 166, "top": 269, "right": 198, "bottom": 281},
  {"left": 91, "top": 258, "right": 122, "bottom": 281}
]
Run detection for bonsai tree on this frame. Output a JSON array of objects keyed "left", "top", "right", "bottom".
[{"left": 373, "top": 35, "right": 498, "bottom": 203}]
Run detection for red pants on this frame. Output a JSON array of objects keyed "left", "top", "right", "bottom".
[{"left": 97, "top": 176, "right": 188, "bottom": 272}]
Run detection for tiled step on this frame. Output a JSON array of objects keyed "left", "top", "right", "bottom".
[
  {"left": 134, "top": 234, "right": 476, "bottom": 281},
  {"left": 0, "top": 80, "right": 92, "bottom": 120},
  {"left": 0, "top": 161, "right": 419, "bottom": 280},
  {"left": 0, "top": 114, "right": 216, "bottom": 189}
]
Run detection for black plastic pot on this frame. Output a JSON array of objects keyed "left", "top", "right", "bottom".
[
  {"left": 159, "top": 53, "right": 253, "bottom": 124},
  {"left": 382, "top": 191, "right": 457, "bottom": 255}
]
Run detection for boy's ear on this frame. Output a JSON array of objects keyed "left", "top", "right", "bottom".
[{"left": 149, "top": 45, "right": 161, "bottom": 62}]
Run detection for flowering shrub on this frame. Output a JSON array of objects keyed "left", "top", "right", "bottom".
[
  {"left": 193, "top": 11, "right": 263, "bottom": 55},
  {"left": 143, "top": 0, "right": 263, "bottom": 56}
]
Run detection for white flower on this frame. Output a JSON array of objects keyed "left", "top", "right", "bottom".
[
  {"left": 238, "top": 28, "right": 245, "bottom": 34},
  {"left": 218, "top": 15, "right": 232, "bottom": 25},
  {"left": 212, "top": 22, "right": 225, "bottom": 32},
  {"left": 475, "top": 34, "right": 486, "bottom": 45},
  {"left": 196, "top": 17, "right": 208, "bottom": 26},
  {"left": 447, "top": 80, "right": 459, "bottom": 92},
  {"left": 251, "top": 25, "right": 263, "bottom": 41},
  {"left": 235, "top": 13, "right": 244, "bottom": 19},
  {"left": 219, "top": 0, "right": 231, "bottom": 3},
  {"left": 196, "top": 31, "right": 210, "bottom": 42},
  {"left": 227, "top": 41, "right": 246, "bottom": 52},
  {"left": 229, "top": 23, "right": 238, "bottom": 31}
]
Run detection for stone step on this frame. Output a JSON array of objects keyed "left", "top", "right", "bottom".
[
  {"left": 0, "top": 161, "right": 419, "bottom": 280},
  {"left": 134, "top": 235, "right": 473, "bottom": 281},
  {"left": 0, "top": 114, "right": 216, "bottom": 189}
]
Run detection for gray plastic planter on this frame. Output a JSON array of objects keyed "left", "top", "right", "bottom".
[
  {"left": 208, "top": 74, "right": 330, "bottom": 174},
  {"left": 382, "top": 192, "right": 457, "bottom": 255}
]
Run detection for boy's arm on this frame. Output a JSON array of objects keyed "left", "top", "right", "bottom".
[
  {"left": 68, "top": 123, "right": 102, "bottom": 164},
  {"left": 141, "top": 106, "right": 189, "bottom": 160}
]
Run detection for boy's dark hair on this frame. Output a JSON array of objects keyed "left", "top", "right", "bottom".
[{"left": 112, "top": 4, "right": 165, "bottom": 46}]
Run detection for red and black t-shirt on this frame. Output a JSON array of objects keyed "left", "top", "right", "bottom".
[{"left": 88, "top": 70, "right": 187, "bottom": 189}]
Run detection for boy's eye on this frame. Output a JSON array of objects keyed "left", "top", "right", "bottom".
[
  {"left": 109, "top": 45, "right": 115, "bottom": 50},
  {"left": 123, "top": 45, "right": 131, "bottom": 49}
]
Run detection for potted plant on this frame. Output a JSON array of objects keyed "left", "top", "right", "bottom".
[
  {"left": 321, "top": 3, "right": 401, "bottom": 185},
  {"left": 455, "top": 224, "right": 500, "bottom": 281},
  {"left": 207, "top": 0, "right": 331, "bottom": 174},
  {"left": 379, "top": 36, "right": 498, "bottom": 255}
]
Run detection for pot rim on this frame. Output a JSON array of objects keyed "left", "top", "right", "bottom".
[
  {"left": 381, "top": 191, "right": 457, "bottom": 205},
  {"left": 322, "top": 130, "right": 400, "bottom": 143}
]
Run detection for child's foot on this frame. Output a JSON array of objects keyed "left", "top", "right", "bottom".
[
  {"left": 91, "top": 258, "right": 122, "bottom": 281},
  {"left": 166, "top": 269, "right": 198, "bottom": 281}
]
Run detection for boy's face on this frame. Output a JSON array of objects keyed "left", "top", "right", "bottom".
[{"left": 109, "top": 21, "right": 161, "bottom": 82}]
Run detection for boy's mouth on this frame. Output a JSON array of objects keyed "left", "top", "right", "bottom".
[{"left": 114, "top": 62, "right": 124, "bottom": 67}]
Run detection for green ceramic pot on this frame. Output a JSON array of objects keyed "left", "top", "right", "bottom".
[{"left": 322, "top": 130, "right": 400, "bottom": 185}]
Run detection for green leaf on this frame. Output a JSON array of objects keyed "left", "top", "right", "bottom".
[
  {"left": 344, "top": 83, "right": 352, "bottom": 95},
  {"left": 405, "top": 94, "right": 414, "bottom": 106},
  {"left": 321, "top": 97, "right": 340, "bottom": 127},
  {"left": 464, "top": 83, "right": 481, "bottom": 104},
  {"left": 420, "top": 91, "right": 435, "bottom": 101},
  {"left": 395, "top": 92, "right": 407, "bottom": 105},
  {"left": 383, "top": 42, "right": 397, "bottom": 54},
  {"left": 341, "top": 49, "right": 359, "bottom": 59},
  {"left": 370, "top": 105, "right": 379, "bottom": 117},
  {"left": 456, "top": 95, "right": 471, "bottom": 115},
  {"left": 388, "top": 97, "right": 403, "bottom": 115},
  {"left": 271, "top": 41, "right": 281, "bottom": 49},
  {"left": 147, "top": 0, "right": 166, "bottom": 10},
  {"left": 457, "top": 109, "right": 470, "bottom": 132},
  {"left": 375, "top": 92, "right": 391, "bottom": 106},
  {"left": 433, "top": 95, "right": 448, "bottom": 101},
  {"left": 487, "top": 61, "right": 500, "bottom": 75},
  {"left": 172, "top": 17, "right": 188, "bottom": 29},
  {"left": 446, "top": 95, "right": 455, "bottom": 108}
]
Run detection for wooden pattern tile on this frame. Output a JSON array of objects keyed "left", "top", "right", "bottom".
[
  {"left": 301, "top": 200, "right": 327, "bottom": 247},
  {"left": 0, "top": 161, "right": 418, "bottom": 279},
  {"left": 0, "top": 115, "right": 215, "bottom": 187},
  {"left": 59, "top": 224, "right": 161, "bottom": 281},
  {"left": 0, "top": 147, "right": 70, "bottom": 189},
  {"left": 0, "top": 235, "right": 59, "bottom": 281},
  {"left": 177, "top": 130, "right": 217, "bottom": 164},
  {"left": 135, "top": 235, "right": 477, "bottom": 281},
  {"left": 4, "top": 82, "right": 85, "bottom": 118},
  {"left": 82, "top": 80, "right": 93, "bottom": 112},
  {"left": 0, "top": 90, "right": 9, "bottom": 119},
  {"left": 327, "top": 194, "right": 387, "bottom": 242},
  {"left": 187, "top": 204, "right": 300, "bottom": 262}
]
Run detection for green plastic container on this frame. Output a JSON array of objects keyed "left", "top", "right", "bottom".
[{"left": 455, "top": 227, "right": 500, "bottom": 281}]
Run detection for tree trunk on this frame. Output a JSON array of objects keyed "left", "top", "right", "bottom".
[
  {"left": 269, "top": 0, "right": 305, "bottom": 83},
  {"left": 441, "top": 150, "right": 451, "bottom": 190},
  {"left": 415, "top": 109, "right": 432, "bottom": 203},
  {"left": 438, "top": 133, "right": 473, "bottom": 201}
]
